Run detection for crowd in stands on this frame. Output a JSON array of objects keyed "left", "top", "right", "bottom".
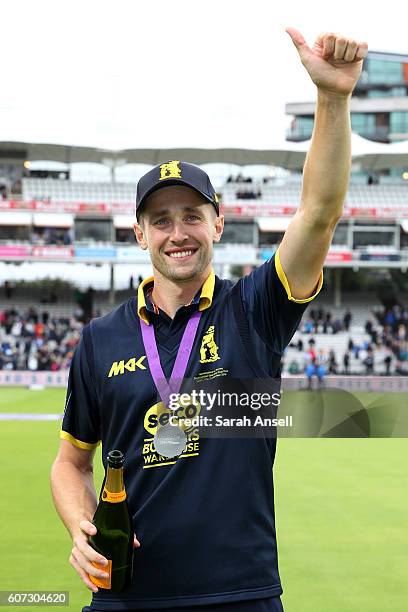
[
  {"left": 225, "top": 173, "right": 264, "bottom": 199},
  {"left": 0, "top": 307, "right": 83, "bottom": 372},
  {"left": 1, "top": 296, "right": 407, "bottom": 375},
  {"left": 226, "top": 173, "right": 276, "bottom": 184},
  {"left": 226, "top": 173, "right": 254, "bottom": 183},
  {"left": 0, "top": 163, "right": 23, "bottom": 195},
  {"left": 367, "top": 173, "right": 380, "bottom": 185},
  {"left": 0, "top": 181, "right": 22, "bottom": 198},
  {"left": 0, "top": 281, "right": 100, "bottom": 372},
  {"left": 301, "top": 307, "right": 353, "bottom": 335},
  {"left": 31, "top": 227, "right": 73, "bottom": 246},
  {"left": 285, "top": 304, "right": 408, "bottom": 379},
  {"left": 0, "top": 227, "right": 73, "bottom": 245},
  {"left": 235, "top": 189, "right": 262, "bottom": 200},
  {"left": 372, "top": 304, "right": 408, "bottom": 374}
]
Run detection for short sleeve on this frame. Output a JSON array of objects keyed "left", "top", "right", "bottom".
[
  {"left": 60, "top": 332, "right": 101, "bottom": 450},
  {"left": 240, "top": 248, "right": 323, "bottom": 355}
]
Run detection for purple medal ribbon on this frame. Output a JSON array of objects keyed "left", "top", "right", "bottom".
[{"left": 140, "top": 310, "right": 202, "bottom": 408}]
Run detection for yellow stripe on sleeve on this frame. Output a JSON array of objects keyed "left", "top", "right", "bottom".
[
  {"left": 60, "top": 430, "right": 101, "bottom": 450},
  {"left": 275, "top": 248, "right": 323, "bottom": 304}
]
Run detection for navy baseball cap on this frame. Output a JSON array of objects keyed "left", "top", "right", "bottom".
[{"left": 136, "top": 160, "right": 219, "bottom": 220}]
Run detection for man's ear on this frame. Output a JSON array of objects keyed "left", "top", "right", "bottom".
[
  {"left": 213, "top": 214, "right": 224, "bottom": 244},
  {"left": 133, "top": 222, "right": 148, "bottom": 250}
]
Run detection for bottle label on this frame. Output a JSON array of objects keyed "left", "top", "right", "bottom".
[
  {"left": 102, "top": 488, "right": 126, "bottom": 503},
  {"left": 90, "top": 560, "right": 112, "bottom": 589}
]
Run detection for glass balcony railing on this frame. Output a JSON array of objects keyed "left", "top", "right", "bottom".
[
  {"left": 286, "top": 125, "right": 393, "bottom": 143},
  {"left": 285, "top": 128, "right": 313, "bottom": 141}
]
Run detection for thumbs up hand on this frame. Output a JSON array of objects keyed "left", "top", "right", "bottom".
[{"left": 286, "top": 28, "right": 368, "bottom": 97}]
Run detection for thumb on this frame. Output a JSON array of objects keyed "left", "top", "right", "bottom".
[
  {"left": 285, "top": 27, "right": 311, "bottom": 59},
  {"left": 79, "top": 520, "right": 97, "bottom": 536}
]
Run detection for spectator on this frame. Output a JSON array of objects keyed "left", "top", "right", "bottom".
[
  {"left": 288, "top": 360, "right": 300, "bottom": 374},
  {"left": 364, "top": 346, "right": 374, "bottom": 375},
  {"left": 328, "top": 349, "right": 337, "bottom": 374},
  {"left": 4, "top": 281, "right": 13, "bottom": 300},
  {"left": 343, "top": 309, "right": 352, "bottom": 331},
  {"left": 343, "top": 350, "right": 350, "bottom": 375},
  {"left": 324, "top": 312, "right": 334, "bottom": 334},
  {"left": 304, "top": 318, "right": 314, "bottom": 334},
  {"left": 384, "top": 350, "right": 392, "bottom": 376},
  {"left": 306, "top": 352, "right": 326, "bottom": 389}
]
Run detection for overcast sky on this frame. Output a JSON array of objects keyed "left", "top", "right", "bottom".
[{"left": 1, "top": 0, "right": 407, "bottom": 151}]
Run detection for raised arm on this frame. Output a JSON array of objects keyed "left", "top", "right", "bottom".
[{"left": 278, "top": 28, "right": 368, "bottom": 299}]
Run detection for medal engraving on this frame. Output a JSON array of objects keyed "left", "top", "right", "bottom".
[{"left": 154, "top": 424, "right": 187, "bottom": 458}]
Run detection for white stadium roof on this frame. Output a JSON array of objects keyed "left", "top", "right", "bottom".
[{"left": 0, "top": 133, "right": 407, "bottom": 171}]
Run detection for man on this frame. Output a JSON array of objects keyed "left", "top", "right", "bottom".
[
  {"left": 306, "top": 347, "right": 327, "bottom": 389},
  {"left": 51, "top": 27, "right": 368, "bottom": 611}
]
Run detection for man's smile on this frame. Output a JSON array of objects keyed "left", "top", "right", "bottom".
[{"left": 164, "top": 247, "right": 198, "bottom": 261}]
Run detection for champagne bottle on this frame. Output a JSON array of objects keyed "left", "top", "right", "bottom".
[{"left": 89, "top": 450, "right": 134, "bottom": 592}]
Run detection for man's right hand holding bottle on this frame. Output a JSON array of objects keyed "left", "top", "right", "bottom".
[{"left": 70, "top": 520, "right": 140, "bottom": 593}]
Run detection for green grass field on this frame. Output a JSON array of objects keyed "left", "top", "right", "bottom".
[{"left": 0, "top": 387, "right": 407, "bottom": 611}]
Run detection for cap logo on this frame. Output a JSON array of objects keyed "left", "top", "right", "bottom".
[{"left": 159, "top": 160, "right": 182, "bottom": 181}]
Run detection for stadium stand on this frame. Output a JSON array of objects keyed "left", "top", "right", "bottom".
[
  {"left": 1, "top": 289, "right": 406, "bottom": 375},
  {"left": 0, "top": 307, "right": 81, "bottom": 372},
  {"left": 23, "top": 179, "right": 136, "bottom": 204},
  {"left": 22, "top": 177, "right": 408, "bottom": 210},
  {"left": 1, "top": 153, "right": 407, "bottom": 382},
  {"left": 0, "top": 288, "right": 136, "bottom": 318},
  {"left": 284, "top": 300, "right": 408, "bottom": 377},
  {"left": 308, "top": 292, "right": 383, "bottom": 328}
]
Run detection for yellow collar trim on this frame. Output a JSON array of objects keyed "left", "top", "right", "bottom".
[
  {"left": 198, "top": 270, "right": 215, "bottom": 312},
  {"left": 137, "top": 276, "right": 155, "bottom": 324},
  {"left": 137, "top": 270, "right": 215, "bottom": 325}
]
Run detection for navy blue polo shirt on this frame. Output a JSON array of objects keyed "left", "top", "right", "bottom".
[{"left": 61, "top": 249, "right": 322, "bottom": 610}]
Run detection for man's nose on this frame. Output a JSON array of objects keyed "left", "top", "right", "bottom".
[{"left": 169, "top": 221, "right": 188, "bottom": 243}]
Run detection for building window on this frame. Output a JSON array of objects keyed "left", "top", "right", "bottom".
[
  {"left": 115, "top": 228, "right": 135, "bottom": 243},
  {"left": 332, "top": 223, "right": 349, "bottom": 246},
  {"left": 75, "top": 218, "right": 112, "bottom": 242},
  {"left": 367, "top": 58, "right": 403, "bottom": 84},
  {"left": 221, "top": 222, "right": 255, "bottom": 244},
  {"left": 291, "top": 116, "right": 314, "bottom": 139},
  {"left": 351, "top": 113, "right": 376, "bottom": 135},
  {"left": 0, "top": 225, "right": 30, "bottom": 242},
  {"left": 367, "top": 87, "right": 407, "bottom": 98},
  {"left": 258, "top": 231, "right": 284, "bottom": 248},
  {"left": 353, "top": 230, "right": 396, "bottom": 249},
  {"left": 401, "top": 227, "right": 408, "bottom": 249},
  {"left": 390, "top": 112, "right": 408, "bottom": 138}
]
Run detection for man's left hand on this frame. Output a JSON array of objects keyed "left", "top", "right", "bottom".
[{"left": 286, "top": 27, "right": 368, "bottom": 97}]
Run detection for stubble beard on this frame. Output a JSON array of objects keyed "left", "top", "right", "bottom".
[{"left": 151, "top": 246, "right": 212, "bottom": 283}]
